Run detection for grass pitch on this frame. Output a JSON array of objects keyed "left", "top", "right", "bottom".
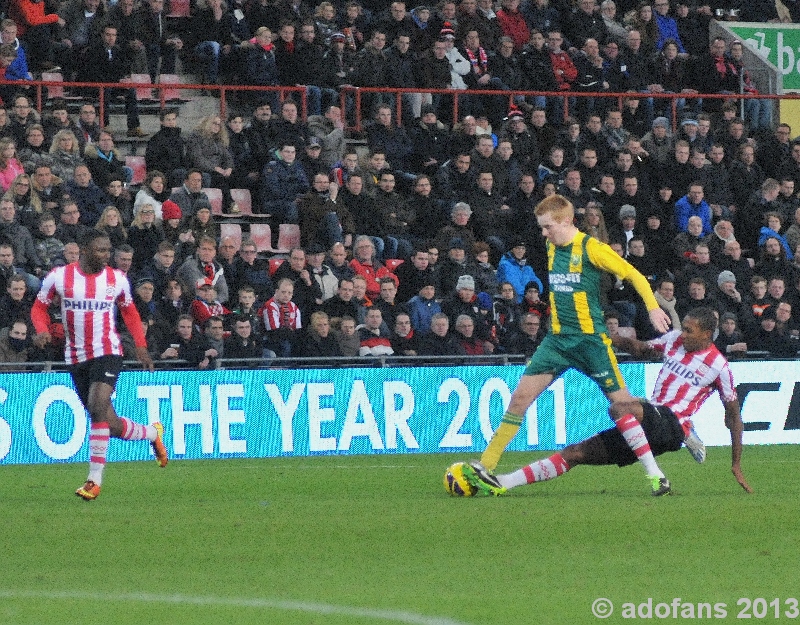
[{"left": 1, "top": 446, "right": 798, "bottom": 625}]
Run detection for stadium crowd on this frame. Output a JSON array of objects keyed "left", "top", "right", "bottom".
[{"left": 0, "top": 0, "right": 796, "bottom": 367}]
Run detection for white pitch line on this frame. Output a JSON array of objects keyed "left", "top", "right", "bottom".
[
  {"left": 199, "top": 464, "right": 427, "bottom": 470},
  {"left": 0, "top": 590, "right": 474, "bottom": 625}
]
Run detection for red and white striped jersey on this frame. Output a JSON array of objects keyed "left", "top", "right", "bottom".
[
  {"left": 259, "top": 298, "right": 302, "bottom": 331},
  {"left": 648, "top": 330, "right": 737, "bottom": 435},
  {"left": 37, "top": 263, "right": 134, "bottom": 364}
]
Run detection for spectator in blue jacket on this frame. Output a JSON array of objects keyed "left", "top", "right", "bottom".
[
  {"left": 0, "top": 45, "right": 26, "bottom": 107},
  {"left": 0, "top": 22, "right": 30, "bottom": 106},
  {"left": 0, "top": 21, "right": 32, "bottom": 81},
  {"left": 653, "top": 0, "right": 685, "bottom": 52},
  {"left": 496, "top": 240, "right": 543, "bottom": 303},
  {"left": 260, "top": 142, "right": 310, "bottom": 222},
  {"left": 674, "top": 182, "right": 712, "bottom": 236},
  {"left": 407, "top": 277, "right": 441, "bottom": 334}
]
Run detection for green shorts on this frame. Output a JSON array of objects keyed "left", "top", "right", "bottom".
[{"left": 523, "top": 332, "right": 625, "bottom": 393}]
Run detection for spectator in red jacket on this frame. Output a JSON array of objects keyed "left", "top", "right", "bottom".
[
  {"left": 454, "top": 313, "right": 488, "bottom": 355},
  {"left": 495, "top": 0, "right": 529, "bottom": 51},
  {"left": 9, "top": 0, "right": 64, "bottom": 71},
  {"left": 546, "top": 30, "right": 576, "bottom": 123},
  {"left": 190, "top": 282, "right": 231, "bottom": 328},
  {"left": 349, "top": 235, "right": 398, "bottom": 300}
]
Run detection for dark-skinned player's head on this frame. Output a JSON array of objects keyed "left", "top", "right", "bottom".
[{"left": 685, "top": 307, "right": 717, "bottom": 333}]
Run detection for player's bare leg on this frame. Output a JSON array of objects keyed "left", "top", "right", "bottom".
[
  {"left": 480, "top": 373, "right": 554, "bottom": 471},
  {"left": 76, "top": 382, "right": 168, "bottom": 501},
  {"left": 104, "top": 396, "right": 168, "bottom": 467},
  {"left": 76, "top": 382, "right": 115, "bottom": 500}
]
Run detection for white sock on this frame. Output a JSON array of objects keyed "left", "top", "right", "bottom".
[{"left": 498, "top": 453, "right": 570, "bottom": 489}]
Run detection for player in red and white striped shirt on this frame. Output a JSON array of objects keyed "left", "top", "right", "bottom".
[
  {"left": 31, "top": 230, "right": 169, "bottom": 501},
  {"left": 647, "top": 326, "right": 737, "bottom": 434},
  {"left": 464, "top": 307, "right": 753, "bottom": 496}
]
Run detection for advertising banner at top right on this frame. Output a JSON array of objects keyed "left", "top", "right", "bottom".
[{"left": 728, "top": 23, "right": 800, "bottom": 91}]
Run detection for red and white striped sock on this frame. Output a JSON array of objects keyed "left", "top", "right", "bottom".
[
  {"left": 616, "top": 414, "right": 664, "bottom": 478},
  {"left": 87, "top": 422, "right": 110, "bottom": 485},
  {"left": 119, "top": 417, "right": 157, "bottom": 442},
  {"left": 499, "top": 452, "right": 570, "bottom": 489}
]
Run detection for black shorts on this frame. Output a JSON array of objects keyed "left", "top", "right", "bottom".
[
  {"left": 599, "top": 402, "right": 686, "bottom": 468},
  {"left": 69, "top": 355, "right": 124, "bottom": 407}
]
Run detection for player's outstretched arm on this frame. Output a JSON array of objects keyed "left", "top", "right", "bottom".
[
  {"left": 32, "top": 331, "right": 52, "bottom": 349},
  {"left": 586, "top": 239, "right": 670, "bottom": 334},
  {"left": 30, "top": 298, "right": 52, "bottom": 349},
  {"left": 611, "top": 335, "right": 661, "bottom": 360},
  {"left": 119, "top": 301, "right": 152, "bottom": 371},
  {"left": 135, "top": 346, "right": 155, "bottom": 373},
  {"left": 647, "top": 307, "right": 671, "bottom": 334},
  {"left": 623, "top": 268, "right": 670, "bottom": 333},
  {"left": 723, "top": 399, "right": 753, "bottom": 493}
]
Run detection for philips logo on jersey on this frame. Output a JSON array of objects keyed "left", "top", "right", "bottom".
[
  {"left": 550, "top": 272, "right": 581, "bottom": 292},
  {"left": 663, "top": 357, "right": 702, "bottom": 386},
  {"left": 63, "top": 298, "right": 114, "bottom": 311}
]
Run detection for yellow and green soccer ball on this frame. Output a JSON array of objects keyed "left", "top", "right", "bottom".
[{"left": 443, "top": 462, "right": 477, "bottom": 497}]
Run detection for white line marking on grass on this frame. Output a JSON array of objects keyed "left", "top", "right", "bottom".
[
  {"left": 210, "top": 464, "right": 424, "bottom": 470},
  {"left": 289, "top": 465, "right": 424, "bottom": 469},
  {"left": 0, "top": 590, "right": 474, "bottom": 625}
]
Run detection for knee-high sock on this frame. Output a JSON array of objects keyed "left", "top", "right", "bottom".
[
  {"left": 119, "top": 417, "right": 157, "bottom": 442},
  {"left": 87, "top": 422, "right": 110, "bottom": 485},
  {"left": 616, "top": 414, "right": 664, "bottom": 478},
  {"left": 498, "top": 452, "right": 570, "bottom": 489},
  {"left": 480, "top": 411, "right": 524, "bottom": 471}
]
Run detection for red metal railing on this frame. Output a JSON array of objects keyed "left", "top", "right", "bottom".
[
  {"left": 3, "top": 79, "right": 307, "bottom": 124},
  {"left": 0, "top": 78, "right": 785, "bottom": 133}
]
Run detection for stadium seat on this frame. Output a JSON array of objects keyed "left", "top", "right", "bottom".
[
  {"left": 121, "top": 74, "right": 153, "bottom": 101},
  {"left": 276, "top": 224, "right": 300, "bottom": 251},
  {"left": 42, "top": 72, "right": 64, "bottom": 98},
  {"left": 617, "top": 327, "right": 637, "bottom": 339},
  {"left": 385, "top": 259, "right": 404, "bottom": 271},
  {"left": 158, "top": 74, "right": 192, "bottom": 102},
  {"left": 249, "top": 223, "right": 273, "bottom": 253},
  {"left": 166, "top": 0, "right": 190, "bottom": 17},
  {"left": 268, "top": 257, "right": 285, "bottom": 276},
  {"left": 220, "top": 223, "right": 242, "bottom": 249},
  {"left": 203, "top": 187, "right": 223, "bottom": 215},
  {"left": 230, "top": 188, "right": 253, "bottom": 215},
  {"left": 125, "top": 156, "right": 146, "bottom": 185}
]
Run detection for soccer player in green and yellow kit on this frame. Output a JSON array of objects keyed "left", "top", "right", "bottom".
[{"left": 475, "top": 194, "right": 673, "bottom": 495}]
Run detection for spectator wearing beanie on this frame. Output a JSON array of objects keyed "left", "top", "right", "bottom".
[
  {"left": 437, "top": 237, "right": 475, "bottom": 296},
  {"left": 714, "top": 311, "right": 748, "bottom": 358},
  {"left": 641, "top": 117, "right": 674, "bottom": 166},
  {"left": 496, "top": 239, "right": 542, "bottom": 303},
  {"left": 161, "top": 199, "right": 182, "bottom": 223},
  {"left": 160, "top": 200, "right": 192, "bottom": 264},
  {"left": 440, "top": 274, "right": 492, "bottom": 344},
  {"left": 715, "top": 269, "right": 749, "bottom": 320}
]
